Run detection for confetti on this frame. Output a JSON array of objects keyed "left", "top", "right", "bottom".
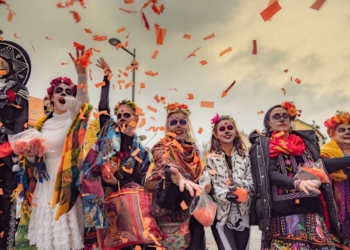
[
  {"left": 184, "top": 47, "right": 201, "bottom": 61},
  {"left": 295, "top": 78, "right": 301, "bottom": 84},
  {"left": 208, "top": 169, "right": 217, "bottom": 175},
  {"left": 14, "top": 33, "right": 21, "bottom": 39},
  {"left": 145, "top": 70, "right": 158, "bottom": 76},
  {"left": 95, "top": 81, "right": 105, "bottom": 88},
  {"left": 198, "top": 127, "right": 203, "bottom": 134},
  {"left": 138, "top": 118, "right": 146, "bottom": 128},
  {"left": 281, "top": 88, "right": 286, "bottom": 96},
  {"left": 147, "top": 105, "right": 157, "bottom": 113},
  {"left": 45, "top": 36, "right": 53, "bottom": 40},
  {"left": 7, "top": 11, "right": 13, "bottom": 22},
  {"left": 70, "top": 11, "right": 81, "bottom": 23},
  {"left": 257, "top": 110, "right": 264, "bottom": 115},
  {"left": 199, "top": 60, "right": 207, "bottom": 65},
  {"left": 125, "top": 81, "right": 134, "bottom": 89},
  {"left": 141, "top": 11, "right": 150, "bottom": 30},
  {"left": 122, "top": 166, "right": 133, "bottom": 174},
  {"left": 139, "top": 82, "right": 146, "bottom": 93},
  {"left": 94, "top": 110, "right": 109, "bottom": 119},
  {"left": 124, "top": 0, "right": 134, "bottom": 4},
  {"left": 200, "top": 101, "right": 214, "bottom": 108},
  {"left": 89, "top": 69, "right": 93, "bottom": 80},
  {"left": 252, "top": 40, "right": 257, "bottom": 55},
  {"left": 155, "top": 24, "right": 167, "bottom": 45},
  {"left": 180, "top": 200, "right": 188, "bottom": 210},
  {"left": 12, "top": 104, "right": 22, "bottom": 109},
  {"left": 154, "top": 94, "right": 160, "bottom": 103},
  {"left": 260, "top": 1, "right": 281, "bottom": 22},
  {"left": 183, "top": 34, "right": 191, "bottom": 39},
  {"left": 117, "top": 27, "right": 126, "bottom": 33},
  {"left": 311, "top": 0, "right": 326, "bottom": 10},
  {"left": 221, "top": 80, "right": 236, "bottom": 98},
  {"left": 119, "top": 7, "right": 138, "bottom": 14},
  {"left": 284, "top": 69, "right": 288, "bottom": 73},
  {"left": 219, "top": 47, "right": 232, "bottom": 57},
  {"left": 131, "top": 148, "right": 140, "bottom": 157},
  {"left": 168, "top": 88, "right": 177, "bottom": 91},
  {"left": 84, "top": 28, "right": 92, "bottom": 33},
  {"left": 151, "top": 50, "right": 159, "bottom": 59},
  {"left": 203, "top": 33, "right": 215, "bottom": 41},
  {"left": 186, "top": 93, "right": 194, "bottom": 100},
  {"left": 166, "top": 132, "right": 177, "bottom": 138}
]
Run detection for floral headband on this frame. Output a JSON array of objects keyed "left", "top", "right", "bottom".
[
  {"left": 211, "top": 113, "right": 236, "bottom": 131},
  {"left": 165, "top": 102, "right": 191, "bottom": 115},
  {"left": 324, "top": 111, "right": 350, "bottom": 129},
  {"left": 281, "top": 101, "right": 301, "bottom": 120},
  {"left": 114, "top": 99, "right": 137, "bottom": 115},
  {"left": 47, "top": 77, "right": 77, "bottom": 97}
]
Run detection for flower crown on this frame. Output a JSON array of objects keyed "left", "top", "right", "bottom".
[
  {"left": 324, "top": 111, "right": 350, "bottom": 129},
  {"left": 281, "top": 101, "right": 301, "bottom": 120},
  {"left": 47, "top": 77, "right": 77, "bottom": 97},
  {"left": 211, "top": 113, "right": 236, "bottom": 131},
  {"left": 165, "top": 102, "right": 191, "bottom": 115},
  {"left": 114, "top": 99, "right": 137, "bottom": 115}
]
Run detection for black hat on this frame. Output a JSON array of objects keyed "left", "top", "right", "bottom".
[{"left": 0, "top": 40, "right": 31, "bottom": 85}]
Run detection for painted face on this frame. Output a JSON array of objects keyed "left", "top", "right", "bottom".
[
  {"left": 43, "top": 98, "right": 53, "bottom": 115},
  {"left": 50, "top": 83, "right": 73, "bottom": 113},
  {"left": 167, "top": 112, "right": 188, "bottom": 142},
  {"left": 268, "top": 107, "right": 291, "bottom": 133},
  {"left": 215, "top": 120, "right": 236, "bottom": 144},
  {"left": 0, "top": 58, "right": 9, "bottom": 79},
  {"left": 116, "top": 104, "right": 137, "bottom": 135},
  {"left": 107, "top": 211, "right": 117, "bottom": 228},
  {"left": 332, "top": 124, "right": 350, "bottom": 146}
]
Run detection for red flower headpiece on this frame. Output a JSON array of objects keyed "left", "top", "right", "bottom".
[
  {"left": 324, "top": 111, "right": 350, "bottom": 129},
  {"left": 47, "top": 77, "right": 77, "bottom": 97},
  {"left": 165, "top": 102, "right": 191, "bottom": 115},
  {"left": 281, "top": 101, "right": 301, "bottom": 120}
]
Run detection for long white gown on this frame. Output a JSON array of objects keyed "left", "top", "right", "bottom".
[{"left": 27, "top": 110, "right": 84, "bottom": 250}]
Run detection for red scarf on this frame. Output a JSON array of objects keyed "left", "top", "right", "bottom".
[{"left": 269, "top": 132, "right": 306, "bottom": 158}]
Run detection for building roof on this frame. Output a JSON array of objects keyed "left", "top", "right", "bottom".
[{"left": 294, "top": 118, "right": 326, "bottom": 140}]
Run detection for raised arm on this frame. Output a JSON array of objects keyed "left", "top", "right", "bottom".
[{"left": 96, "top": 57, "right": 111, "bottom": 129}]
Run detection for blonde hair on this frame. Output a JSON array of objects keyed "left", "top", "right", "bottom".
[{"left": 165, "top": 110, "right": 195, "bottom": 143}]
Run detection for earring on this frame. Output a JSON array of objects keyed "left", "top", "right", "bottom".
[{"left": 269, "top": 127, "right": 272, "bottom": 132}]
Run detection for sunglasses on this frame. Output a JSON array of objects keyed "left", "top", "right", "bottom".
[
  {"left": 54, "top": 87, "right": 73, "bottom": 96},
  {"left": 117, "top": 113, "right": 131, "bottom": 119},
  {"left": 218, "top": 125, "right": 234, "bottom": 132},
  {"left": 169, "top": 118, "right": 187, "bottom": 127},
  {"left": 271, "top": 113, "right": 289, "bottom": 121}
]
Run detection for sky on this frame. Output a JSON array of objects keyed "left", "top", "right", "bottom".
[{"left": 1, "top": 0, "right": 350, "bottom": 149}]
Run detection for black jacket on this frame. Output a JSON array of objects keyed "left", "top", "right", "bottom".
[{"left": 248, "top": 130, "right": 350, "bottom": 238}]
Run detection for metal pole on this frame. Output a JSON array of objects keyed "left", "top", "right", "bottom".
[{"left": 132, "top": 48, "right": 136, "bottom": 102}]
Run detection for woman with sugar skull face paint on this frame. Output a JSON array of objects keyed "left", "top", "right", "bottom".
[
  {"left": 321, "top": 112, "right": 350, "bottom": 249},
  {"left": 13, "top": 47, "right": 94, "bottom": 250},
  {"left": 204, "top": 114, "right": 253, "bottom": 250}
]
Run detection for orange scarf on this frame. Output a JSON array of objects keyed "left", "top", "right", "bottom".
[{"left": 269, "top": 133, "right": 306, "bottom": 158}]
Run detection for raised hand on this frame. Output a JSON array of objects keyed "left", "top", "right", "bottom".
[
  {"left": 69, "top": 47, "right": 87, "bottom": 74},
  {"left": 96, "top": 57, "right": 111, "bottom": 72}
]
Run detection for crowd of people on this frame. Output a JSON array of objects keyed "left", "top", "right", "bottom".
[{"left": 1, "top": 40, "right": 350, "bottom": 250}]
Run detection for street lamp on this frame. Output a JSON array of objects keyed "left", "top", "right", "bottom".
[{"left": 109, "top": 38, "right": 136, "bottom": 102}]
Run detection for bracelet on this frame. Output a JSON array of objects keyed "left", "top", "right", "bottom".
[{"left": 294, "top": 180, "right": 302, "bottom": 191}]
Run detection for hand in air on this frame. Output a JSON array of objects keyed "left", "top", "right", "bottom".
[
  {"left": 69, "top": 47, "right": 87, "bottom": 74},
  {"left": 169, "top": 164, "right": 203, "bottom": 197}
]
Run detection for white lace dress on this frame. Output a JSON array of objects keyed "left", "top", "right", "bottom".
[{"left": 27, "top": 111, "right": 84, "bottom": 250}]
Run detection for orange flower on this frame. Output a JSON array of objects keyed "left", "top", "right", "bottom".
[{"left": 288, "top": 107, "right": 297, "bottom": 117}]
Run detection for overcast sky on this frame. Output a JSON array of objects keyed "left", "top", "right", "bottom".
[{"left": 1, "top": 0, "right": 350, "bottom": 148}]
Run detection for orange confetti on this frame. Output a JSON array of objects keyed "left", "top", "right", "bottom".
[
  {"left": 183, "top": 34, "right": 191, "bottom": 39},
  {"left": 180, "top": 200, "right": 188, "bottom": 210},
  {"left": 45, "top": 36, "right": 53, "bottom": 40},
  {"left": 154, "top": 94, "right": 160, "bottom": 103},
  {"left": 135, "top": 106, "right": 144, "bottom": 116},
  {"left": 94, "top": 110, "right": 109, "bottom": 119},
  {"left": 203, "top": 33, "right": 215, "bottom": 41},
  {"left": 0, "top": 163, "right": 3, "bottom": 167},
  {"left": 125, "top": 41, "right": 129, "bottom": 47},
  {"left": 146, "top": 126, "right": 158, "bottom": 132},
  {"left": 138, "top": 118, "right": 146, "bottom": 128},
  {"left": 139, "top": 82, "right": 146, "bottom": 92},
  {"left": 119, "top": 7, "right": 138, "bottom": 14},
  {"left": 168, "top": 88, "right": 177, "bottom": 91},
  {"left": 151, "top": 50, "right": 159, "bottom": 59},
  {"left": 93, "top": 48, "right": 101, "bottom": 53},
  {"left": 117, "top": 27, "right": 126, "bottom": 33},
  {"left": 32, "top": 203, "right": 38, "bottom": 208},
  {"left": 221, "top": 80, "right": 236, "bottom": 98},
  {"left": 14, "top": 32, "right": 21, "bottom": 39},
  {"left": 281, "top": 88, "right": 286, "bottom": 96},
  {"left": 150, "top": 117, "right": 156, "bottom": 121},
  {"left": 89, "top": 69, "right": 93, "bottom": 80},
  {"left": 208, "top": 169, "right": 217, "bottom": 175},
  {"left": 122, "top": 166, "right": 134, "bottom": 174},
  {"left": 84, "top": 28, "right": 92, "bottom": 33},
  {"left": 0, "top": 188, "right": 3, "bottom": 195},
  {"left": 83, "top": 85, "right": 88, "bottom": 92},
  {"left": 70, "top": 10, "right": 81, "bottom": 23},
  {"left": 252, "top": 40, "right": 257, "bottom": 55},
  {"left": 0, "top": 36, "right": 3, "bottom": 41},
  {"left": 123, "top": 72, "right": 129, "bottom": 77},
  {"left": 186, "top": 93, "right": 194, "bottom": 100},
  {"left": 126, "top": 32, "right": 130, "bottom": 39},
  {"left": 124, "top": 0, "right": 134, "bottom": 4},
  {"left": 23, "top": 123, "right": 28, "bottom": 129},
  {"left": 12, "top": 104, "right": 22, "bottom": 109},
  {"left": 184, "top": 47, "right": 201, "bottom": 61},
  {"left": 219, "top": 47, "right": 232, "bottom": 57},
  {"left": 95, "top": 81, "right": 106, "bottom": 88},
  {"left": 129, "top": 120, "right": 137, "bottom": 128},
  {"left": 118, "top": 80, "right": 125, "bottom": 84},
  {"left": 198, "top": 127, "right": 203, "bottom": 134},
  {"left": 61, "top": 62, "right": 69, "bottom": 65},
  {"left": 107, "top": 74, "right": 113, "bottom": 81},
  {"left": 147, "top": 105, "right": 157, "bottom": 113},
  {"left": 125, "top": 81, "right": 134, "bottom": 89},
  {"left": 295, "top": 78, "right": 301, "bottom": 84},
  {"left": 145, "top": 70, "right": 158, "bottom": 76},
  {"left": 257, "top": 110, "right": 264, "bottom": 115},
  {"left": 200, "top": 101, "right": 214, "bottom": 108},
  {"left": 166, "top": 132, "right": 177, "bottom": 138},
  {"left": 260, "top": 1, "right": 281, "bottom": 22},
  {"left": 134, "top": 156, "right": 143, "bottom": 163},
  {"left": 155, "top": 24, "right": 167, "bottom": 45},
  {"left": 199, "top": 60, "right": 207, "bottom": 65},
  {"left": 7, "top": 11, "right": 13, "bottom": 22},
  {"left": 0, "top": 231, "right": 4, "bottom": 239},
  {"left": 311, "top": 0, "right": 326, "bottom": 10},
  {"left": 284, "top": 69, "right": 288, "bottom": 73},
  {"left": 0, "top": 70, "right": 6, "bottom": 75}
]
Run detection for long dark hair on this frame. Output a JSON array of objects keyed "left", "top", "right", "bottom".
[{"left": 209, "top": 116, "right": 246, "bottom": 158}]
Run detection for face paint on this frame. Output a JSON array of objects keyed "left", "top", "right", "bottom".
[
  {"left": 51, "top": 83, "right": 72, "bottom": 114},
  {"left": 215, "top": 120, "right": 236, "bottom": 144},
  {"left": 167, "top": 112, "right": 188, "bottom": 142}
]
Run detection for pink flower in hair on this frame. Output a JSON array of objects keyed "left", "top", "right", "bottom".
[{"left": 211, "top": 113, "right": 220, "bottom": 125}]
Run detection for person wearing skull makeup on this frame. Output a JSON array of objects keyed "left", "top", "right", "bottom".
[
  {"left": 12, "top": 47, "right": 93, "bottom": 250},
  {"left": 0, "top": 40, "right": 31, "bottom": 250},
  {"left": 80, "top": 57, "right": 151, "bottom": 249}
]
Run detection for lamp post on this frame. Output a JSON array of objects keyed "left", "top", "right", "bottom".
[{"left": 109, "top": 38, "right": 136, "bottom": 102}]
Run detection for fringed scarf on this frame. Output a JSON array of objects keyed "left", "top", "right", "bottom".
[{"left": 269, "top": 132, "right": 306, "bottom": 158}]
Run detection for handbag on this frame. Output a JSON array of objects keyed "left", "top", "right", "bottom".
[{"left": 96, "top": 182, "right": 161, "bottom": 250}]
